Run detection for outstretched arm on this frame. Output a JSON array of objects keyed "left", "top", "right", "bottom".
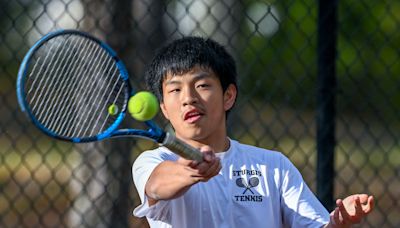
[
  {"left": 325, "top": 194, "right": 374, "bottom": 228},
  {"left": 145, "top": 146, "right": 221, "bottom": 206}
]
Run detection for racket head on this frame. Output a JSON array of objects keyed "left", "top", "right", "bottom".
[
  {"left": 248, "top": 176, "right": 259, "bottom": 187},
  {"left": 16, "top": 29, "right": 131, "bottom": 142},
  {"left": 236, "top": 177, "right": 246, "bottom": 187}
]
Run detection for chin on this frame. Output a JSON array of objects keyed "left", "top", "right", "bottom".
[{"left": 179, "top": 130, "right": 206, "bottom": 141}]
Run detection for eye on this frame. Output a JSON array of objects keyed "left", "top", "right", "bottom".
[
  {"left": 168, "top": 88, "right": 181, "bottom": 93},
  {"left": 196, "top": 83, "right": 210, "bottom": 89}
]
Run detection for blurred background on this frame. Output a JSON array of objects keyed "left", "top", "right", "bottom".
[{"left": 1, "top": 0, "right": 399, "bottom": 227}]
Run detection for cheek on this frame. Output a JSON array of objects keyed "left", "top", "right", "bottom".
[
  {"left": 160, "top": 104, "right": 169, "bottom": 120},
  {"left": 161, "top": 99, "right": 183, "bottom": 120},
  {"left": 209, "top": 97, "right": 226, "bottom": 117}
]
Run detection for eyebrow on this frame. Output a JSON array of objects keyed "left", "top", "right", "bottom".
[{"left": 164, "top": 71, "right": 213, "bottom": 86}]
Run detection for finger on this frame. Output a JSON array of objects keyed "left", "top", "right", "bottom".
[
  {"left": 202, "top": 152, "right": 213, "bottom": 162},
  {"left": 199, "top": 155, "right": 217, "bottom": 170},
  {"left": 186, "top": 166, "right": 210, "bottom": 183},
  {"left": 178, "top": 156, "right": 201, "bottom": 168},
  {"left": 354, "top": 196, "right": 363, "bottom": 213},
  {"left": 363, "top": 196, "right": 375, "bottom": 213},
  {"left": 191, "top": 156, "right": 219, "bottom": 177},
  {"left": 209, "top": 158, "right": 222, "bottom": 176},
  {"left": 200, "top": 157, "right": 221, "bottom": 179},
  {"left": 353, "top": 196, "right": 363, "bottom": 223},
  {"left": 357, "top": 194, "right": 369, "bottom": 203},
  {"left": 187, "top": 147, "right": 215, "bottom": 168},
  {"left": 331, "top": 207, "right": 342, "bottom": 225},
  {"left": 337, "top": 199, "right": 351, "bottom": 223},
  {"left": 177, "top": 157, "right": 192, "bottom": 165},
  {"left": 200, "top": 146, "right": 215, "bottom": 162}
]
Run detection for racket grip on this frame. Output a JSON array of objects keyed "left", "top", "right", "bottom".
[{"left": 161, "top": 133, "right": 203, "bottom": 162}]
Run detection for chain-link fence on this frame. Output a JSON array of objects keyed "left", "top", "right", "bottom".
[{"left": 1, "top": 0, "right": 399, "bottom": 227}]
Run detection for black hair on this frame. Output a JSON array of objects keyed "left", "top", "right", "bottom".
[{"left": 144, "top": 36, "right": 237, "bottom": 103}]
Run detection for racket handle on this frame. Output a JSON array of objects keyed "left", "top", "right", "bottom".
[{"left": 161, "top": 133, "right": 203, "bottom": 162}]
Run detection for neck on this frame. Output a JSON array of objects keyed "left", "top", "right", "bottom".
[{"left": 178, "top": 135, "right": 230, "bottom": 153}]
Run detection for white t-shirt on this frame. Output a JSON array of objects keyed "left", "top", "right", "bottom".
[{"left": 132, "top": 139, "right": 329, "bottom": 228}]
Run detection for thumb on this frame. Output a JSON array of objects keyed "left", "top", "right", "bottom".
[{"left": 199, "top": 146, "right": 215, "bottom": 162}]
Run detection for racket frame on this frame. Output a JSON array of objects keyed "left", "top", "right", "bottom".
[{"left": 16, "top": 29, "right": 203, "bottom": 161}]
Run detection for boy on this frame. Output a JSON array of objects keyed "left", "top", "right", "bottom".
[{"left": 132, "top": 37, "right": 374, "bottom": 227}]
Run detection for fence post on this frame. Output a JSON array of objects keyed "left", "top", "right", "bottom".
[
  {"left": 316, "top": 0, "right": 338, "bottom": 211},
  {"left": 107, "top": 0, "right": 134, "bottom": 226}
]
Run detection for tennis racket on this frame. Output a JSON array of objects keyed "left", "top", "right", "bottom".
[{"left": 16, "top": 29, "right": 203, "bottom": 162}]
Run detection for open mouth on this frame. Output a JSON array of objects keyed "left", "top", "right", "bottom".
[{"left": 184, "top": 109, "right": 203, "bottom": 123}]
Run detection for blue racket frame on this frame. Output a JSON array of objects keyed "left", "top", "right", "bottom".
[{"left": 16, "top": 29, "right": 165, "bottom": 144}]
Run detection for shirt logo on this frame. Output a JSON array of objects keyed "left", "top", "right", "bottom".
[
  {"left": 232, "top": 169, "right": 263, "bottom": 202},
  {"left": 236, "top": 177, "right": 260, "bottom": 194}
]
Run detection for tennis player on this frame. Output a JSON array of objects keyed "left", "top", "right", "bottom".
[{"left": 132, "top": 37, "right": 374, "bottom": 227}]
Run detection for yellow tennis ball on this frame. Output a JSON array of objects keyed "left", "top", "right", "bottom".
[
  {"left": 128, "top": 91, "right": 159, "bottom": 121},
  {"left": 108, "top": 104, "right": 119, "bottom": 115}
]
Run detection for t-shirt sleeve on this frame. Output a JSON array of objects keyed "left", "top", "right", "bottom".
[
  {"left": 131, "top": 148, "right": 177, "bottom": 223},
  {"left": 279, "top": 154, "right": 330, "bottom": 228}
]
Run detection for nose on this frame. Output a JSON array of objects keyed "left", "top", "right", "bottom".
[{"left": 182, "top": 87, "right": 198, "bottom": 106}]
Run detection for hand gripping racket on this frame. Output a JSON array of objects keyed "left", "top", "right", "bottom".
[{"left": 16, "top": 29, "right": 203, "bottom": 162}]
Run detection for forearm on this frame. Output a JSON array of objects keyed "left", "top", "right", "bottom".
[{"left": 145, "top": 160, "right": 199, "bottom": 205}]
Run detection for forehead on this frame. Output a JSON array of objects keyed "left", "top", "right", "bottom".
[{"left": 163, "top": 65, "right": 219, "bottom": 84}]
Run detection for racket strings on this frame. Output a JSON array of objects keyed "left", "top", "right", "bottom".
[
  {"left": 71, "top": 49, "right": 119, "bottom": 137},
  {"left": 28, "top": 40, "right": 65, "bottom": 112},
  {"left": 32, "top": 39, "right": 78, "bottom": 129},
  {"left": 33, "top": 35, "right": 93, "bottom": 136},
  {"left": 40, "top": 35, "right": 88, "bottom": 131},
  {"left": 88, "top": 67, "right": 123, "bottom": 136},
  {"left": 74, "top": 46, "right": 126, "bottom": 138},
  {"left": 64, "top": 36, "right": 125, "bottom": 137},
  {"left": 25, "top": 34, "right": 127, "bottom": 139},
  {"left": 49, "top": 36, "right": 95, "bottom": 134},
  {"left": 64, "top": 39, "right": 112, "bottom": 137}
]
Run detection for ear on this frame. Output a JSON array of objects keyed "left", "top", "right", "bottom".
[
  {"left": 160, "top": 102, "right": 170, "bottom": 120},
  {"left": 223, "top": 84, "right": 237, "bottom": 111}
]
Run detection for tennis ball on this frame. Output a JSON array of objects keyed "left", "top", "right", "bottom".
[
  {"left": 108, "top": 104, "right": 119, "bottom": 115},
  {"left": 128, "top": 91, "right": 159, "bottom": 121}
]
